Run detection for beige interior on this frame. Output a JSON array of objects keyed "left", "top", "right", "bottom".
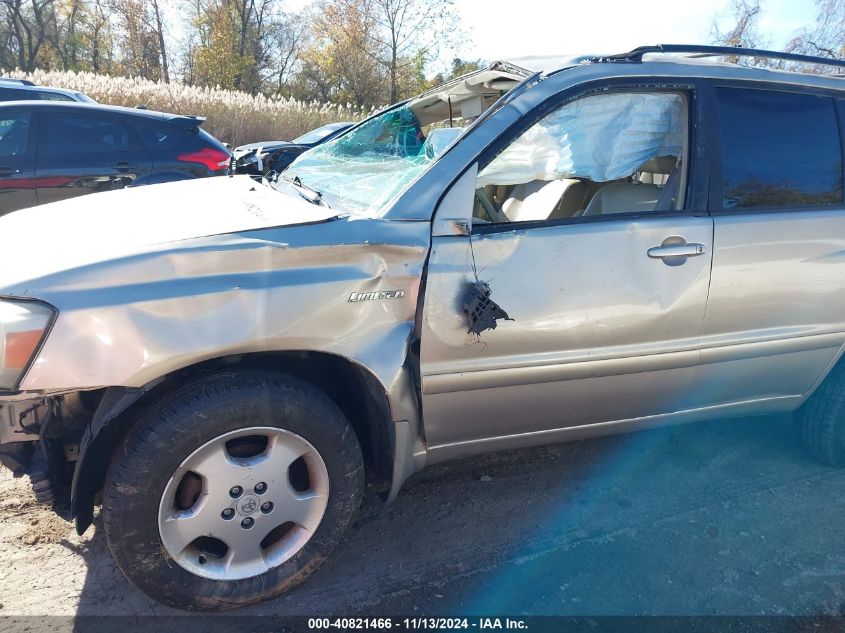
[
  {"left": 476, "top": 155, "right": 681, "bottom": 223},
  {"left": 473, "top": 91, "right": 688, "bottom": 225}
]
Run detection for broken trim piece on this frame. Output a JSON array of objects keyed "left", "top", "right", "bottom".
[{"left": 462, "top": 281, "right": 513, "bottom": 335}]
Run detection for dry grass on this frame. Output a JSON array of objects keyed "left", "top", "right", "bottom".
[{"left": 5, "top": 69, "right": 370, "bottom": 147}]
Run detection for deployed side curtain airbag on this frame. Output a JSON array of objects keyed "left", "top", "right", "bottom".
[{"left": 477, "top": 93, "right": 685, "bottom": 187}]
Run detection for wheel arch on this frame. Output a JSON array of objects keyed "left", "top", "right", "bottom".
[{"left": 71, "top": 350, "right": 399, "bottom": 534}]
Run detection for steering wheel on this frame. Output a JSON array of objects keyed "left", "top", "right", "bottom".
[{"left": 475, "top": 188, "right": 510, "bottom": 224}]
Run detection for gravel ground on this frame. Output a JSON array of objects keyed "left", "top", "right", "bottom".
[{"left": 1, "top": 413, "right": 844, "bottom": 619}]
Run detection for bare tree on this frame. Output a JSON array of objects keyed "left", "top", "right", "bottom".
[
  {"left": 785, "top": 0, "right": 844, "bottom": 71},
  {"left": 149, "top": 0, "right": 169, "bottom": 81},
  {"left": 1, "top": 0, "right": 56, "bottom": 71},
  {"left": 331, "top": 0, "right": 458, "bottom": 102},
  {"left": 268, "top": 10, "right": 308, "bottom": 92},
  {"left": 711, "top": 0, "right": 770, "bottom": 64},
  {"left": 87, "top": 0, "right": 115, "bottom": 73},
  {"left": 45, "top": 0, "right": 83, "bottom": 70}
]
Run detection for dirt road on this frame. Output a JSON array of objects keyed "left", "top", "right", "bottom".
[{"left": 2, "top": 413, "right": 844, "bottom": 617}]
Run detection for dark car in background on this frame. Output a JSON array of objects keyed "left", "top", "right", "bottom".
[
  {"left": 0, "top": 101, "right": 230, "bottom": 216},
  {"left": 232, "top": 121, "right": 353, "bottom": 176},
  {"left": 0, "top": 77, "right": 95, "bottom": 103}
]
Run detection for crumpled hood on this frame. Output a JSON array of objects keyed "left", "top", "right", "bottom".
[{"left": 0, "top": 175, "right": 337, "bottom": 295}]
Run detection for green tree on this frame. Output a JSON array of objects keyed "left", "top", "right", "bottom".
[
  {"left": 191, "top": 1, "right": 253, "bottom": 89},
  {"left": 291, "top": 0, "right": 385, "bottom": 106}
]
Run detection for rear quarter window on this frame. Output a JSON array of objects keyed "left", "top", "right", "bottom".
[
  {"left": 716, "top": 88, "right": 843, "bottom": 209},
  {"left": 130, "top": 118, "right": 186, "bottom": 151},
  {"left": 37, "top": 91, "right": 75, "bottom": 102}
]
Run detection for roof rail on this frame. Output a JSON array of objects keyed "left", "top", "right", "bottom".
[
  {"left": 0, "top": 77, "right": 36, "bottom": 86},
  {"left": 594, "top": 44, "right": 845, "bottom": 70}
]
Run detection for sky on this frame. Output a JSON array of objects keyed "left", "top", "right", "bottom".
[
  {"left": 446, "top": 0, "right": 817, "bottom": 66},
  {"left": 279, "top": 0, "right": 821, "bottom": 75}
]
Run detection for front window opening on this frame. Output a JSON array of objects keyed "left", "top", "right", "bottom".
[
  {"left": 276, "top": 64, "right": 530, "bottom": 216},
  {"left": 474, "top": 92, "right": 689, "bottom": 224}
]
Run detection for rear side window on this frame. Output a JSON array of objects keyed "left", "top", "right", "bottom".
[
  {"left": 37, "top": 91, "right": 75, "bottom": 102},
  {"left": 45, "top": 111, "right": 130, "bottom": 154},
  {"left": 716, "top": 88, "right": 843, "bottom": 209},
  {"left": 131, "top": 117, "right": 185, "bottom": 150},
  {"left": 0, "top": 112, "right": 32, "bottom": 156}
]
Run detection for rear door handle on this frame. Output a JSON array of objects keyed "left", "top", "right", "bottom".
[
  {"left": 647, "top": 243, "right": 705, "bottom": 258},
  {"left": 0, "top": 166, "right": 22, "bottom": 177},
  {"left": 113, "top": 161, "right": 137, "bottom": 172}
]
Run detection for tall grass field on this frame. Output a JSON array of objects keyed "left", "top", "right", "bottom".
[{"left": 5, "top": 69, "right": 370, "bottom": 147}]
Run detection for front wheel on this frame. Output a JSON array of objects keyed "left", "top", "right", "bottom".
[{"left": 102, "top": 371, "right": 364, "bottom": 611}]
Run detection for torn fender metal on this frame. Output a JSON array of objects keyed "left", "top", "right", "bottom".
[
  {"left": 0, "top": 177, "right": 433, "bottom": 500},
  {"left": 9, "top": 221, "right": 426, "bottom": 404}
]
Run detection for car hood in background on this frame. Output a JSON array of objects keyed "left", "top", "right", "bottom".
[
  {"left": 0, "top": 175, "right": 337, "bottom": 294},
  {"left": 233, "top": 141, "right": 299, "bottom": 156}
]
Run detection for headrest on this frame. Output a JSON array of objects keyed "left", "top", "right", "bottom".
[{"left": 638, "top": 155, "right": 677, "bottom": 174}]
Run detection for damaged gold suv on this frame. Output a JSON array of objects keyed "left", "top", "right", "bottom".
[{"left": 3, "top": 45, "right": 845, "bottom": 610}]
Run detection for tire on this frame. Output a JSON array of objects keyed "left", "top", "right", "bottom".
[
  {"left": 797, "top": 360, "right": 845, "bottom": 466},
  {"left": 102, "top": 371, "right": 364, "bottom": 611}
]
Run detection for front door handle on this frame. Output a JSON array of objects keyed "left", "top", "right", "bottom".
[
  {"left": 648, "top": 243, "right": 705, "bottom": 258},
  {"left": 0, "top": 166, "right": 22, "bottom": 176},
  {"left": 647, "top": 236, "right": 706, "bottom": 266}
]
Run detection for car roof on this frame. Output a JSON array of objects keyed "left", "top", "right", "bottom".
[
  {"left": 0, "top": 100, "right": 206, "bottom": 127},
  {"left": 0, "top": 81, "right": 91, "bottom": 101},
  {"left": 235, "top": 122, "right": 355, "bottom": 150},
  {"left": 319, "top": 121, "right": 354, "bottom": 130},
  {"left": 503, "top": 44, "right": 845, "bottom": 86}
]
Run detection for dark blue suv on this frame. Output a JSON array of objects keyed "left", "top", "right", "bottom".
[{"left": 0, "top": 101, "right": 231, "bottom": 216}]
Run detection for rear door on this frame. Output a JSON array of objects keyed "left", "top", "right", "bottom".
[
  {"left": 35, "top": 108, "right": 153, "bottom": 205},
  {"left": 697, "top": 85, "right": 845, "bottom": 408},
  {"left": 0, "top": 109, "right": 37, "bottom": 216}
]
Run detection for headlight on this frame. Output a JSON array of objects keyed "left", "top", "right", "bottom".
[{"left": 0, "top": 300, "right": 56, "bottom": 390}]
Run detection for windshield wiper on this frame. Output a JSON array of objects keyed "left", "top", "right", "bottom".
[{"left": 290, "top": 176, "right": 329, "bottom": 207}]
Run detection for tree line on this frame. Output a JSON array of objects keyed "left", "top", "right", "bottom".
[
  {"left": 0, "top": 0, "right": 478, "bottom": 108},
  {"left": 0, "top": 0, "right": 841, "bottom": 111},
  {"left": 712, "top": 0, "right": 843, "bottom": 70}
]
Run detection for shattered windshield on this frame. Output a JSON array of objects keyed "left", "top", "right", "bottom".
[{"left": 279, "top": 106, "right": 440, "bottom": 216}]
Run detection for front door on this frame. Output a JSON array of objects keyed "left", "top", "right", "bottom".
[{"left": 419, "top": 86, "right": 714, "bottom": 460}]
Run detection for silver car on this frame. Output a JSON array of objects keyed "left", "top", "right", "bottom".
[{"left": 2, "top": 44, "right": 845, "bottom": 610}]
